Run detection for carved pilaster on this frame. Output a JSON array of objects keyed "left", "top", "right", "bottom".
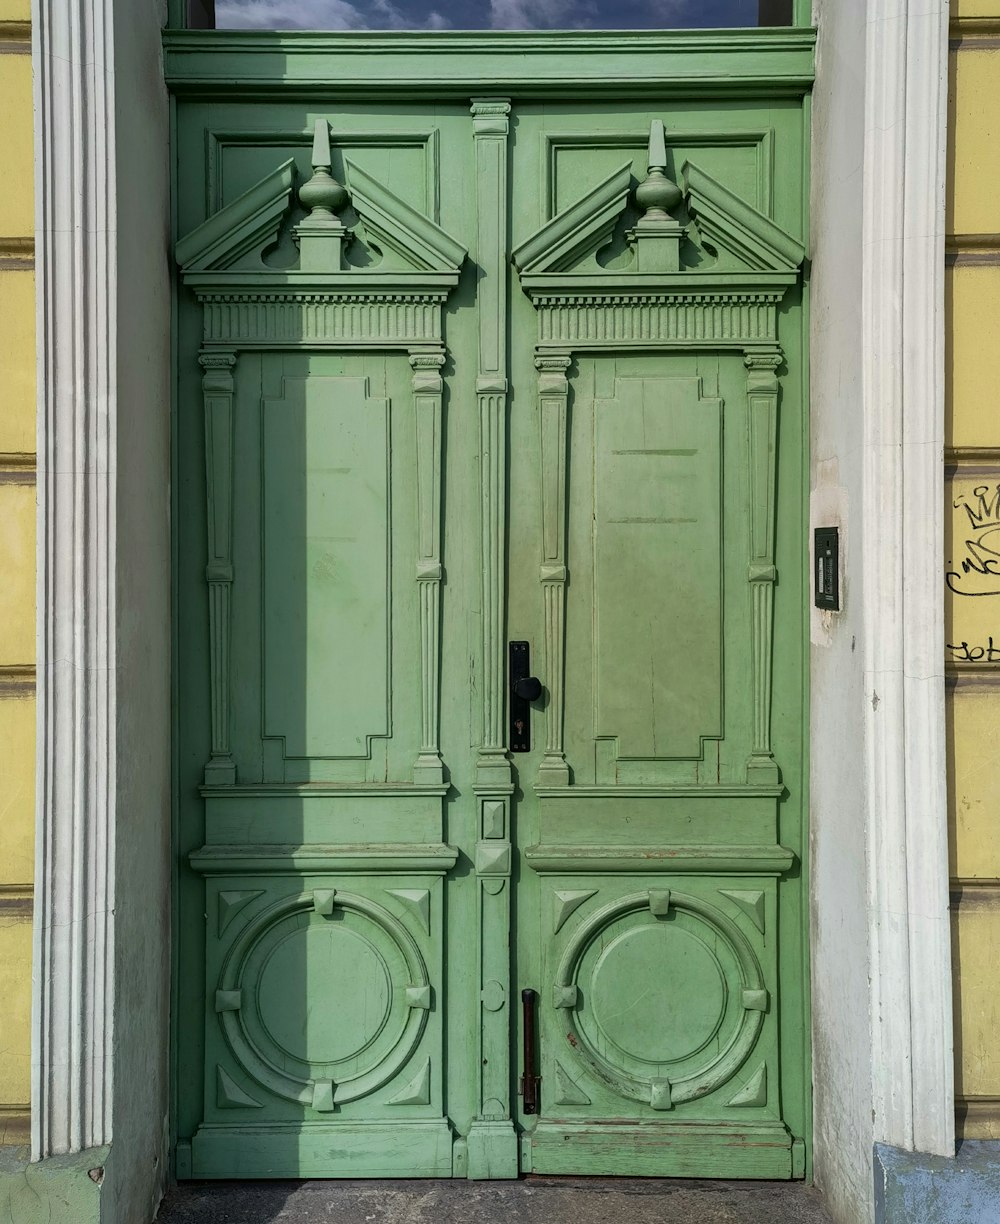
[
  {"left": 410, "top": 348, "right": 446, "bottom": 784},
  {"left": 200, "top": 350, "right": 237, "bottom": 785},
  {"left": 536, "top": 352, "right": 572, "bottom": 786},
  {"left": 744, "top": 346, "right": 782, "bottom": 784},
  {"left": 468, "top": 96, "right": 518, "bottom": 1181},
  {"left": 471, "top": 97, "right": 512, "bottom": 782}
]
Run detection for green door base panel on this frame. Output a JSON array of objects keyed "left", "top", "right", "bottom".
[
  {"left": 172, "top": 33, "right": 812, "bottom": 1182},
  {"left": 183, "top": 1122, "right": 455, "bottom": 1179},
  {"left": 526, "top": 1123, "right": 805, "bottom": 1180},
  {"left": 0, "top": 1145, "right": 110, "bottom": 1224}
]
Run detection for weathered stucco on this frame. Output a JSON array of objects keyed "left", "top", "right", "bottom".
[{"left": 809, "top": 3, "right": 875, "bottom": 1221}]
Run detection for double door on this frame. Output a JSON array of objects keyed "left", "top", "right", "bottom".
[{"left": 174, "top": 77, "right": 809, "bottom": 1181}]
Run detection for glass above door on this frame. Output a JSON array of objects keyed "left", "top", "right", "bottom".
[{"left": 213, "top": 0, "right": 793, "bottom": 31}]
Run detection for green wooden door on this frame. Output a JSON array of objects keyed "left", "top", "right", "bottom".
[{"left": 172, "top": 36, "right": 810, "bottom": 1183}]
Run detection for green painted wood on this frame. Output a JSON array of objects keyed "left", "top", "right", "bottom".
[{"left": 171, "top": 33, "right": 810, "bottom": 1183}]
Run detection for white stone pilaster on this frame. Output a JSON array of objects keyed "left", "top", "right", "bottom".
[{"left": 32, "top": 0, "right": 118, "bottom": 1159}]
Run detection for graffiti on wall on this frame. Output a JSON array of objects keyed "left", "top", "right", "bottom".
[{"left": 947, "top": 482, "right": 1000, "bottom": 661}]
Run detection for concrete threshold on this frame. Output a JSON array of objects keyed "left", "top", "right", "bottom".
[{"left": 156, "top": 1177, "right": 835, "bottom": 1224}]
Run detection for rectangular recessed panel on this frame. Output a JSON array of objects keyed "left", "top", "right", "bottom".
[
  {"left": 263, "top": 375, "right": 389, "bottom": 759},
  {"left": 594, "top": 376, "right": 722, "bottom": 760}
]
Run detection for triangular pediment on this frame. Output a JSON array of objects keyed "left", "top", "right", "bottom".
[
  {"left": 511, "top": 162, "right": 633, "bottom": 276},
  {"left": 682, "top": 161, "right": 804, "bottom": 273},
  {"left": 344, "top": 159, "right": 467, "bottom": 274},
  {"left": 512, "top": 133, "right": 804, "bottom": 297},
  {"left": 175, "top": 159, "right": 296, "bottom": 272},
  {"left": 175, "top": 152, "right": 466, "bottom": 284}
]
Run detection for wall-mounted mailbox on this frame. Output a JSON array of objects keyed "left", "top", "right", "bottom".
[{"left": 814, "top": 527, "right": 840, "bottom": 611}]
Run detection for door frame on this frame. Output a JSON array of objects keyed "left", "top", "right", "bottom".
[{"left": 30, "top": 4, "right": 951, "bottom": 1219}]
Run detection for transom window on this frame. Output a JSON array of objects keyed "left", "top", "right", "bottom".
[{"left": 210, "top": 0, "right": 794, "bottom": 31}]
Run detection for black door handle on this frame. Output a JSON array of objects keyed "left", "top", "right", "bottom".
[
  {"left": 513, "top": 676, "right": 542, "bottom": 702},
  {"left": 509, "top": 641, "right": 541, "bottom": 753}
]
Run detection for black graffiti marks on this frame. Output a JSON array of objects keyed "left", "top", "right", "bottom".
[
  {"left": 947, "top": 485, "right": 1000, "bottom": 597},
  {"left": 947, "top": 637, "right": 1000, "bottom": 663}
]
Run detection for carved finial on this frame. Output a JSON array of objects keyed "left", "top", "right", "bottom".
[
  {"left": 628, "top": 119, "right": 685, "bottom": 273},
  {"left": 294, "top": 119, "right": 349, "bottom": 272},
  {"left": 635, "top": 119, "right": 682, "bottom": 220},
  {"left": 298, "top": 119, "right": 349, "bottom": 219}
]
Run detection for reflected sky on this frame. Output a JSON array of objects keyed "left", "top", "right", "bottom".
[{"left": 215, "top": 0, "right": 779, "bottom": 31}]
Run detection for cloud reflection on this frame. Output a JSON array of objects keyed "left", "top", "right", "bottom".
[{"left": 215, "top": 0, "right": 761, "bottom": 31}]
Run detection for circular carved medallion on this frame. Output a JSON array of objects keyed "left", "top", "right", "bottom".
[
  {"left": 555, "top": 890, "right": 766, "bottom": 1106},
  {"left": 257, "top": 925, "right": 391, "bottom": 1064},
  {"left": 216, "top": 890, "right": 430, "bottom": 1107},
  {"left": 591, "top": 925, "right": 725, "bottom": 1064}
]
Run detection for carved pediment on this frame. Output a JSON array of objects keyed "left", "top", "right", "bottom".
[
  {"left": 682, "top": 162, "right": 804, "bottom": 274},
  {"left": 175, "top": 159, "right": 297, "bottom": 273},
  {"left": 511, "top": 162, "right": 633, "bottom": 276},
  {"left": 175, "top": 120, "right": 466, "bottom": 293},
  {"left": 513, "top": 119, "right": 804, "bottom": 300},
  {"left": 174, "top": 121, "right": 468, "bottom": 350},
  {"left": 344, "top": 159, "right": 467, "bottom": 274}
]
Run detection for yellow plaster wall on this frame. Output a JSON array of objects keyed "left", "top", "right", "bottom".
[
  {"left": 946, "top": 266, "right": 1000, "bottom": 448},
  {"left": 0, "top": 272, "right": 36, "bottom": 455},
  {"left": 0, "top": 16, "right": 34, "bottom": 1150},
  {"left": 947, "top": 1, "right": 1000, "bottom": 1140}
]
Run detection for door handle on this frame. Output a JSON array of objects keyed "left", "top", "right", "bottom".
[
  {"left": 513, "top": 676, "right": 542, "bottom": 702},
  {"left": 509, "top": 641, "right": 543, "bottom": 752},
  {"left": 520, "top": 988, "right": 541, "bottom": 1115}
]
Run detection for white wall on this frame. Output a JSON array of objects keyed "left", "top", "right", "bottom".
[
  {"left": 110, "top": 0, "right": 172, "bottom": 1219},
  {"left": 809, "top": 4, "right": 952, "bottom": 1221},
  {"left": 809, "top": 3, "right": 875, "bottom": 1221}
]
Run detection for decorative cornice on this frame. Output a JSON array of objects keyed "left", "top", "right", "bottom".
[
  {"left": 200, "top": 782, "right": 450, "bottom": 798},
  {"left": 0, "top": 664, "right": 36, "bottom": 696},
  {"left": 189, "top": 842, "right": 459, "bottom": 875},
  {"left": 162, "top": 29, "right": 816, "bottom": 100},
  {"left": 946, "top": 232, "right": 1000, "bottom": 250},
  {"left": 945, "top": 446, "right": 1000, "bottom": 468},
  {"left": 0, "top": 885, "right": 33, "bottom": 918},
  {"left": 524, "top": 843, "right": 796, "bottom": 874},
  {"left": 193, "top": 292, "right": 449, "bottom": 348},
  {"left": 0, "top": 237, "right": 34, "bottom": 268},
  {"left": 0, "top": 454, "right": 36, "bottom": 485},
  {"left": 0, "top": 21, "right": 30, "bottom": 52},
  {"left": 945, "top": 234, "right": 1000, "bottom": 266},
  {"left": 534, "top": 293, "right": 783, "bottom": 348},
  {"left": 949, "top": 17, "right": 1000, "bottom": 47},
  {"left": 949, "top": 879, "right": 1000, "bottom": 909}
]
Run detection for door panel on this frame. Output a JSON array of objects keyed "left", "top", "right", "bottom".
[
  {"left": 262, "top": 368, "right": 390, "bottom": 765},
  {"left": 592, "top": 370, "right": 723, "bottom": 764},
  {"left": 173, "top": 51, "right": 809, "bottom": 1181},
  {"left": 507, "top": 100, "right": 807, "bottom": 1177}
]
